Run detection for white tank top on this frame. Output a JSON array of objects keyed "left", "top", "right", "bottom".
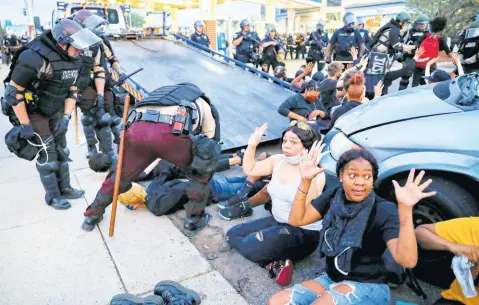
[{"left": 267, "top": 157, "right": 323, "bottom": 231}]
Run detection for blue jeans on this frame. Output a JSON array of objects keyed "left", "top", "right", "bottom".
[
  {"left": 210, "top": 175, "right": 247, "bottom": 202},
  {"left": 289, "top": 273, "right": 390, "bottom": 305}
]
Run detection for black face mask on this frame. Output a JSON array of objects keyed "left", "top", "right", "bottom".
[{"left": 345, "top": 26, "right": 355, "bottom": 33}]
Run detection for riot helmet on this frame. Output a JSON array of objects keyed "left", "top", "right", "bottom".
[
  {"left": 52, "top": 19, "right": 102, "bottom": 57},
  {"left": 414, "top": 14, "right": 430, "bottom": 31},
  {"left": 356, "top": 17, "right": 365, "bottom": 30},
  {"left": 343, "top": 12, "right": 356, "bottom": 32},
  {"left": 466, "top": 20, "right": 479, "bottom": 39},
  {"left": 240, "top": 19, "right": 252, "bottom": 31},
  {"left": 267, "top": 25, "right": 277, "bottom": 37},
  {"left": 317, "top": 19, "right": 325, "bottom": 32},
  {"left": 194, "top": 20, "right": 205, "bottom": 32},
  {"left": 72, "top": 9, "right": 108, "bottom": 34},
  {"left": 395, "top": 11, "right": 411, "bottom": 29}
]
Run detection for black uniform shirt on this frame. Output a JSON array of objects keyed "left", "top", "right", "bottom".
[{"left": 190, "top": 32, "right": 210, "bottom": 48}]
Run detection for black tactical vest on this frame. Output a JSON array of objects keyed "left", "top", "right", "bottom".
[
  {"left": 137, "top": 83, "right": 221, "bottom": 142},
  {"left": 460, "top": 36, "right": 479, "bottom": 69},
  {"left": 26, "top": 33, "right": 81, "bottom": 117},
  {"left": 335, "top": 29, "right": 357, "bottom": 56},
  {"left": 77, "top": 46, "right": 99, "bottom": 91}
]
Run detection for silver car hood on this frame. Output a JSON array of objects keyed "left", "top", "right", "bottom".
[{"left": 335, "top": 84, "right": 462, "bottom": 135}]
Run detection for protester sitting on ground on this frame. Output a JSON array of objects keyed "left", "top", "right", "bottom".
[
  {"left": 273, "top": 66, "right": 294, "bottom": 83},
  {"left": 318, "top": 63, "right": 344, "bottom": 119},
  {"left": 269, "top": 148, "right": 436, "bottom": 305},
  {"left": 329, "top": 74, "right": 371, "bottom": 130},
  {"left": 278, "top": 80, "right": 325, "bottom": 123},
  {"left": 291, "top": 62, "right": 314, "bottom": 89},
  {"left": 415, "top": 217, "right": 479, "bottom": 305},
  {"left": 225, "top": 122, "right": 326, "bottom": 286}
]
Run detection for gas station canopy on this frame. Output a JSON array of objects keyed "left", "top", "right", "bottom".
[{"left": 122, "top": 0, "right": 320, "bottom": 11}]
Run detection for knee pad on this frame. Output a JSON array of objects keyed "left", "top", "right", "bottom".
[
  {"left": 56, "top": 144, "right": 71, "bottom": 162},
  {"left": 88, "top": 153, "right": 112, "bottom": 172},
  {"left": 111, "top": 115, "right": 122, "bottom": 126},
  {"left": 96, "top": 111, "right": 112, "bottom": 128},
  {"left": 81, "top": 114, "right": 96, "bottom": 126}
]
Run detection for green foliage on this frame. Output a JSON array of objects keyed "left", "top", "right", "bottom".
[
  {"left": 130, "top": 12, "right": 145, "bottom": 28},
  {"left": 407, "top": 0, "right": 479, "bottom": 36}
]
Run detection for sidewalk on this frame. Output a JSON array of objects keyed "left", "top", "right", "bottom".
[{"left": 0, "top": 66, "right": 247, "bottom": 305}]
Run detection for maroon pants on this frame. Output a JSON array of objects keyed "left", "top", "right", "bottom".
[{"left": 85, "top": 121, "right": 211, "bottom": 216}]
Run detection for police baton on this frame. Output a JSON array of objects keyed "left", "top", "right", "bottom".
[
  {"left": 74, "top": 106, "right": 79, "bottom": 145},
  {"left": 109, "top": 68, "right": 144, "bottom": 90},
  {"left": 109, "top": 94, "right": 131, "bottom": 237}
]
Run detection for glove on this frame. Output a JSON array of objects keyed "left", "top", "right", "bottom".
[
  {"left": 20, "top": 123, "right": 34, "bottom": 139},
  {"left": 325, "top": 56, "right": 332, "bottom": 64},
  {"left": 96, "top": 93, "right": 105, "bottom": 109},
  {"left": 53, "top": 118, "right": 69, "bottom": 137}
]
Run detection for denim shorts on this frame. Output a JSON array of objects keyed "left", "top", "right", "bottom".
[{"left": 288, "top": 273, "right": 390, "bottom": 305}]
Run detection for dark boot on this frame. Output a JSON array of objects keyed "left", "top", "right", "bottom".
[
  {"left": 219, "top": 199, "right": 253, "bottom": 220},
  {"left": 58, "top": 161, "right": 85, "bottom": 199},
  {"left": 81, "top": 191, "right": 112, "bottom": 231},
  {"left": 36, "top": 161, "right": 71, "bottom": 210},
  {"left": 154, "top": 281, "right": 201, "bottom": 305},
  {"left": 86, "top": 145, "right": 98, "bottom": 159},
  {"left": 110, "top": 294, "right": 165, "bottom": 305},
  {"left": 96, "top": 126, "right": 118, "bottom": 171},
  {"left": 184, "top": 213, "right": 211, "bottom": 232}
]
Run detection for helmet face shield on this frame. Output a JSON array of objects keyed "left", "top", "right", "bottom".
[
  {"left": 68, "top": 28, "right": 102, "bottom": 50},
  {"left": 82, "top": 14, "right": 108, "bottom": 31},
  {"left": 344, "top": 13, "right": 356, "bottom": 26},
  {"left": 466, "top": 27, "right": 479, "bottom": 39}
]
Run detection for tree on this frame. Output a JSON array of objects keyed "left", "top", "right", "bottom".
[
  {"left": 407, "top": 0, "right": 479, "bottom": 37},
  {"left": 130, "top": 12, "right": 145, "bottom": 28}
]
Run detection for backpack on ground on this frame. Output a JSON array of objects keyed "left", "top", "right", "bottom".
[
  {"left": 415, "top": 33, "right": 440, "bottom": 69},
  {"left": 145, "top": 178, "right": 190, "bottom": 217}
]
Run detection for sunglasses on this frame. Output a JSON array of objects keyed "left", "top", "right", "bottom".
[{"left": 289, "top": 120, "right": 313, "bottom": 134}]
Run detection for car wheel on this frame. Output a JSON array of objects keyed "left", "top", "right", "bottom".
[
  {"left": 384, "top": 175, "right": 479, "bottom": 225},
  {"left": 383, "top": 174, "right": 479, "bottom": 288}
]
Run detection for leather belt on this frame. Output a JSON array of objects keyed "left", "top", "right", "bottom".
[{"left": 135, "top": 109, "right": 174, "bottom": 125}]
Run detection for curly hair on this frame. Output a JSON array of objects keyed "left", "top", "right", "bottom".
[
  {"left": 118, "top": 182, "right": 146, "bottom": 206},
  {"left": 430, "top": 17, "right": 447, "bottom": 33},
  {"left": 336, "top": 149, "right": 379, "bottom": 180}
]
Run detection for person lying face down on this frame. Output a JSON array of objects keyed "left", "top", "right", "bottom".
[
  {"left": 225, "top": 122, "right": 326, "bottom": 286},
  {"left": 269, "top": 148, "right": 437, "bottom": 305}
]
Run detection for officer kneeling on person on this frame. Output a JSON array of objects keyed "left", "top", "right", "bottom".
[
  {"left": 325, "top": 12, "right": 365, "bottom": 64},
  {"left": 82, "top": 83, "right": 221, "bottom": 232},
  {"left": 2, "top": 19, "right": 101, "bottom": 210},
  {"left": 190, "top": 20, "right": 210, "bottom": 49}
]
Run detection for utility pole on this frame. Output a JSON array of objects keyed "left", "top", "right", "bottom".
[{"left": 24, "top": 0, "right": 34, "bottom": 38}]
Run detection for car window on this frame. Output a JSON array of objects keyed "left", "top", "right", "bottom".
[
  {"left": 107, "top": 9, "right": 119, "bottom": 24},
  {"left": 433, "top": 75, "right": 479, "bottom": 111}
]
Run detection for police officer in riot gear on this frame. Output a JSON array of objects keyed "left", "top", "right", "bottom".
[
  {"left": 82, "top": 83, "right": 221, "bottom": 233},
  {"left": 459, "top": 20, "right": 479, "bottom": 73},
  {"left": 72, "top": 10, "right": 123, "bottom": 165},
  {"left": 398, "top": 14, "right": 430, "bottom": 90},
  {"left": 261, "top": 25, "right": 282, "bottom": 73},
  {"left": 232, "top": 19, "right": 261, "bottom": 64},
  {"left": 371, "top": 11, "right": 412, "bottom": 55},
  {"left": 190, "top": 20, "right": 210, "bottom": 48},
  {"left": 2, "top": 19, "right": 101, "bottom": 210},
  {"left": 325, "top": 12, "right": 365, "bottom": 63},
  {"left": 306, "top": 20, "right": 329, "bottom": 72},
  {"left": 356, "top": 17, "right": 373, "bottom": 52}
]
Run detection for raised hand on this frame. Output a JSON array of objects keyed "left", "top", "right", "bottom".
[
  {"left": 414, "top": 46, "right": 426, "bottom": 59},
  {"left": 392, "top": 169, "right": 436, "bottom": 208},
  {"left": 247, "top": 123, "right": 268, "bottom": 148},
  {"left": 374, "top": 80, "right": 384, "bottom": 98},
  {"left": 299, "top": 141, "right": 325, "bottom": 180}
]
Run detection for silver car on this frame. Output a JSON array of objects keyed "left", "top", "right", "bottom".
[{"left": 320, "top": 73, "right": 479, "bottom": 225}]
